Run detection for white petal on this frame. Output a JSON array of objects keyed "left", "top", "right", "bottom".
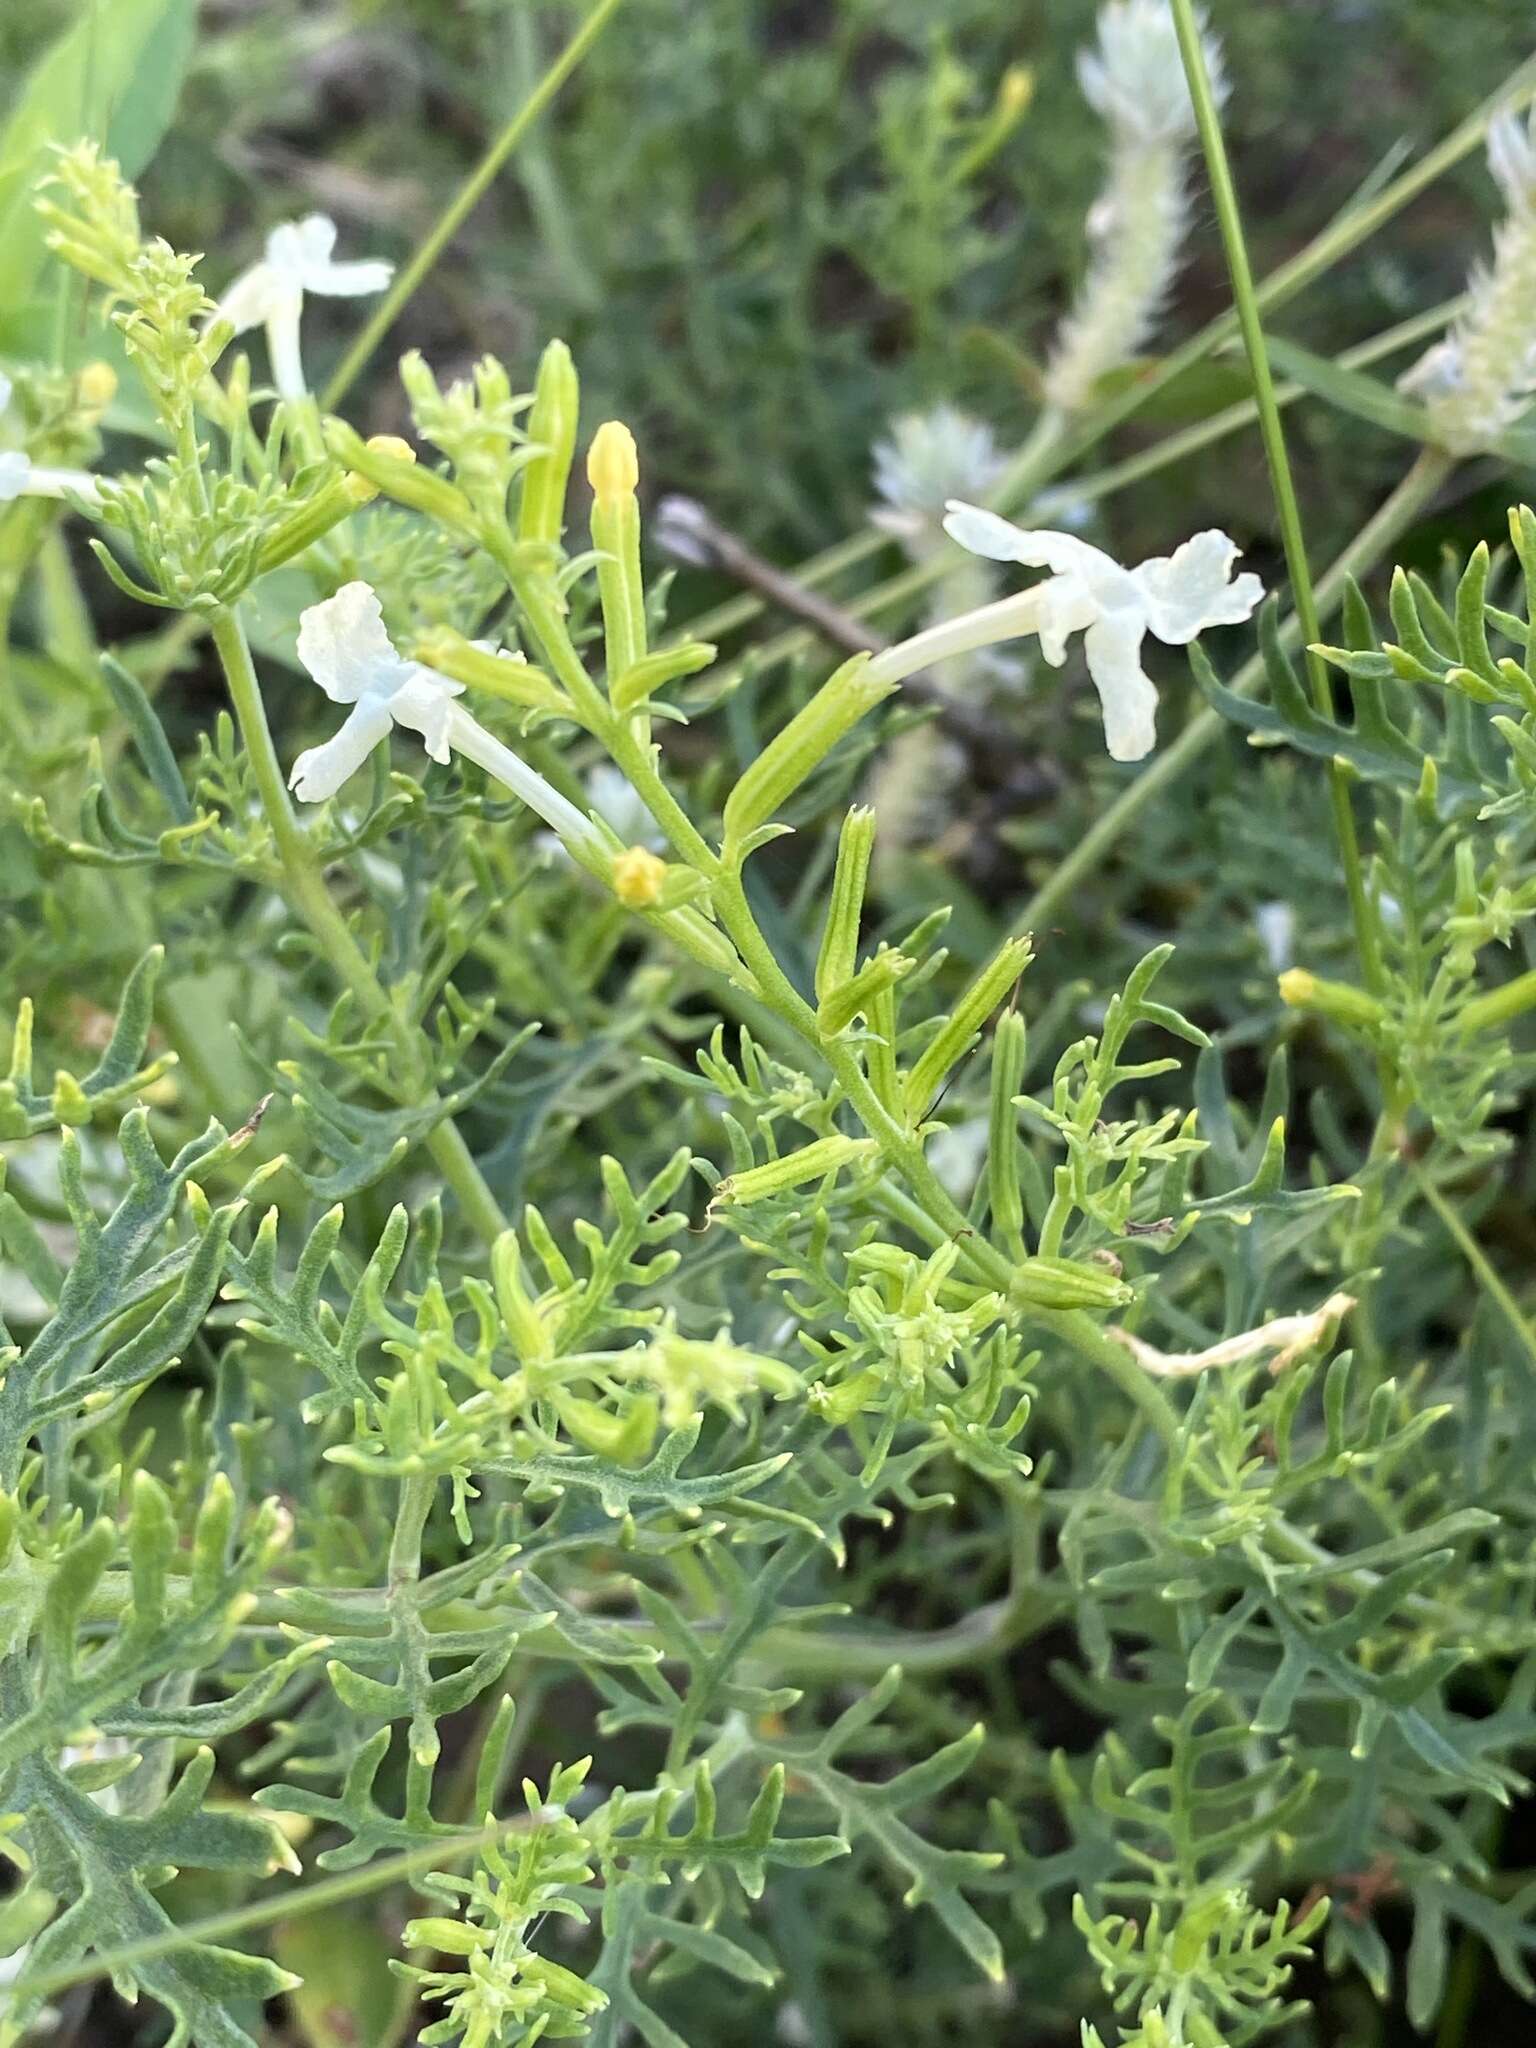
[
  {"left": 942, "top": 501, "right": 1037, "bottom": 562},
  {"left": 388, "top": 671, "right": 465, "bottom": 765},
  {"left": 1035, "top": 576, "right": 1099, "bottom": 665},
  {"left": 1083, "top": 613, "right": 1158, "bottom": 761},
  {"left": 19, "top": 465, "right": 101, "bottom": 504},
  {"left": 1132, "top": 529, "right": 1263, "bottom": 644},
  {"left": 310, "top": 255, "right": 394, "bottom": 298},
  {"left": 265, "top": 297, "right": 308, "bottom": 401},
  {"left": 211, "top": 261, "right": 283, "bottom": 336},
  {"left": 0, "top": 451, "right": 31, "bottom": 502},
  {"left": 289, "top": 699, "right": 396, "bottom": 802},
  {"left": 267, "top": 214, "right": 337, "bottom": 281},
  {"left": 296, "top": 582, "right": 413, "bottom": 705}
]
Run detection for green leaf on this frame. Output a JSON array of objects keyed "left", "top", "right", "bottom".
[
  {"left": 0, "top": 0, "right": 196, "bottom": 307},
  {"left": 1263, "top": 334, "right": 1433, "bottom": 444}
]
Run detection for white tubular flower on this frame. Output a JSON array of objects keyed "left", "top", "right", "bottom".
[
  {"left": 0, "top": 371, "right": 100, "bottom": 506},
  {"left": 864, "top": 503, "right": 1262, "bottom": 763},
  {"left": 869, "top": 412, "right": 1018, "bottom": 845},
  {"left": 288, "top": 582, "right": 604, "bottom": 859},
  {"left": 1399, "top": 104, "right": 1536, "bottom": 454},
  {"left": 1042, "top": 1, "right": 1223, "bottom": 416},
  {"left": 211, "top": 215, "right": 393, "bottom": 401}
]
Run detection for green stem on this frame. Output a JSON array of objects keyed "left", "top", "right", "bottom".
[
  {"left": 1410, "top": 1162, "right": 1536, "bottom": 1376},
  {"left": 207, "top": 604, "right": 508, "bottom": 1246},
  {"left": 9, "top": 1814, "right": 537, "bottom": 2005},
  {"left": 1172, "top": 0, "right": 1380, "bottom": 992},
  {"left": 321, "top": 0, "right": 630, "bottom": 410},
  {"left": 506, "top": 566, "right": 1177, "bottom": 1435},
  {"left": 1019, "top": 447, "right": 1454, "bottom": 936}
]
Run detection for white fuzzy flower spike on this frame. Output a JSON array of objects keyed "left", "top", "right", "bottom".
[
  {"left": 212, "top": 215, "right": 393, "bottom": 401},
  {"left": 862, "top": 505, "right": 1261, "bottom": 763},
  {"left": 289, "top": 582, "right": 604, "bottom": 862},
  {"left": 1399, "top": 103, "right": 1536, "bottom": 454},
  {"left": 1042, "top": 1, "right": 1224, "bottom": 416}
]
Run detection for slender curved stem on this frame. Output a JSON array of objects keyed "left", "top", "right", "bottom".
[
  {"left": 321, "top": 0, "right": 630, "bottom": 410},
  {"left": 1172, "top": 0, "right": 1380, "bottom": 993}
]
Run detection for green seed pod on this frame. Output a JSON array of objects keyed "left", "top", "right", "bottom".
[
  {"left": 518, "top": 338, "right": 580, "bottom": 546},
  {"left": 713, "top": 1135, "right": 878, "bottom": 1208},
  {"left": 903, "top": 935, "right": 1033, "bottom": 1122},
  {"left": 722, "top": 656, "right": 895, "bottom": 850},
  {"left": 1010, "top": 1253, "right": 1131, "bottom": 1312},
  {"left": 815, "top": 806, "right": 876, "bottom": 1004}
]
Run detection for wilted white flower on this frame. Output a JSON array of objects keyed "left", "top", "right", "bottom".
[
  {"left": 211, "top": 214, "right": 393, "bottom": 402},
  {"left": 288, "top": 581, "right": 603, "bottom": 859},
  {"left": 865, "top": 504, "right": 1262, "bottom": 763},
  {"left": 1111, "top": 1291, "right": 1355, "bottom": 1378},
  {"left": 1043, "top": 1, "right": 1223, "bottom": 415},
  {"left": 0, "top": 372, "right": 100, "bottom": 506},
  {"left": 1399, "top": 104, "right": 1536, "bottom": 454}
]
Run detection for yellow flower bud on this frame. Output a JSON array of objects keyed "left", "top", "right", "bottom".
[
  {"left": 611, "top": 845, "right": 667, "bottom": 909},
  {"left": 999, "top": 65, "right": 1034, "bottom": 114},
  {"left": 341, "top": 471, "right": 380, "bottom": 505},
  {"left": 77, "top": 361, "right": 117, "bottom": 410},
  {"left": 1277, "top": 969, "right": 1316, "bottom": 1008},
  {"left": 366, "top": 434, "right": 417, "bottom": 465},
  {"left": 587, "top": 420, "right": 639, "bottom": 502}
]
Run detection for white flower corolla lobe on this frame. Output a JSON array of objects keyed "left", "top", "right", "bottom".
[
  {"left": 877, "top": 503, "right": 1264, "bottom": 762},
  {"left": 288, "top": 582, "right": 603, "bottom": 860},
  {"left": 212, "top": 214, "right": 393, "bottom": 401}
]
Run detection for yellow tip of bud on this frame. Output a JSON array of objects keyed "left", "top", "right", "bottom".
[
  {"left": 611, "top": 844, "right": 667, "bottom": 909},
  {"left": 1277, "top": 969, "right": 1317, "bottom": 1008},
  {"left": 587, "top": 420, "right": 639, "bottom": 501},
  {"left": 342, "top": 472, "right": 380, "bottom": 506},
  {"left": 999, "top": 65, "right": 1034, "bottom": 113},
  {"left": 77, "top": 361, "right": 117, "bottom": 409},
  {"left": 366, "top": 433, "right": 417, "bottom": 465}
]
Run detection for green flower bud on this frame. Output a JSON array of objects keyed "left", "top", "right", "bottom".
[
  {"left": 722, "top": 655, "right": 895, "bottom": 851},
  {"left": 323, "top": 418, "right": 473, "bottom": 532},
  {"left": 904, "top": 935, "right": 1033, "bottom": 1123},
  {"left": 519, "top": 338, "right": 580, "bottom": 545},
  {"left": 410, "top": 626, "right": 572, "bottom": 718},
  {"left": 815, "top": 805, "right": 876, "bottom": 1004},
  {"left": 987, "top": 1009, "right": 1028, "bottom": 1244},
  {"left": 713, "top": 1135, "right": 878, "bottom": 1208},
  {"left": 817, "top": 946, "right": 913, "bottom": 1039},
  {"left": 1277, "top": 968, "right": 1387, "bottom": 1032}
]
